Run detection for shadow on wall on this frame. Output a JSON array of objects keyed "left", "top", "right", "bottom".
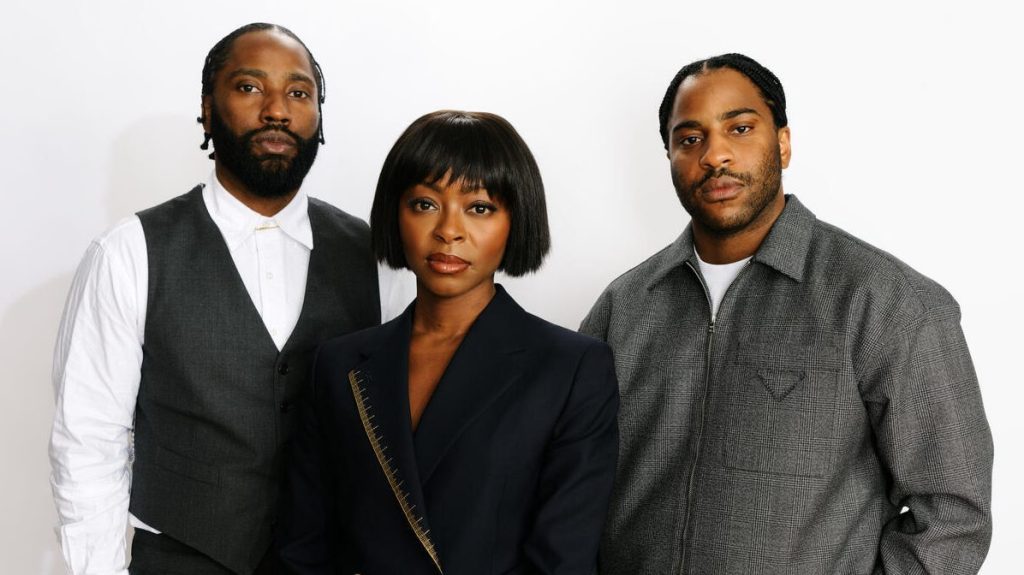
[
  {"left": 0, "top": 273, "right": 75, "bottom": 574},
  {"left": 106, "top": 113, "right": 212, "bottom": 223},
  {"left": 0, "top": 116, "right": 208, "bottom": 572}
]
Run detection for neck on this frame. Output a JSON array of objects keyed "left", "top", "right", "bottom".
[
  {"left": 214, "top": 164, "right": 297, "bottom": 217},
  {"left": 412, "top": 280, "right": 496, "bottom": 338},
  {"left": 692, "top": 192, "right": 785, "bottom": 264}
]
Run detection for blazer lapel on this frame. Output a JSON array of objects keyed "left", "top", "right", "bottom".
[
  {"left": 347, "top": 308, "right": 442, "bottom": 573},
  {"left": 413, "top": 286, "right": 530, "bottom": 485}
]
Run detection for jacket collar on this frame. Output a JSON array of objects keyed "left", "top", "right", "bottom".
[
  {"left": 345, "top": 285, "right": 531, "bottom": 570},
  {"left": 648, "top": 194, "right": 816, "bottom": 288}
]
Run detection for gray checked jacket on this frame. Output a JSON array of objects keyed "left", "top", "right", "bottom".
[{"left": 581, "top": 195, "right": 993, "bottom": 575}]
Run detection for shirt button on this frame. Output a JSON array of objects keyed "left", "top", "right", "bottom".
[{"left": 266, "top": 272, "right": 274, "bottom": 280}]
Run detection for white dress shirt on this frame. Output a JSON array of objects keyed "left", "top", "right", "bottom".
[{"left": 49, "top": 173, "right": 413, "bottom": 575}]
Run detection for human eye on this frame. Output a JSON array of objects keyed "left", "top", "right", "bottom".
[
  {"left": 732, "top": 125, "right": 753, "bottom": 135},
  {"left": 289, "top": 89, "right": 311, "bottom": 99},
  {"left": 678, "top": 135, "right": 702, "bottom": 148},
  {"left": 467, "top": 201, "right": 498, "bottom": 215},
  {"left": 407, "top": 197, "right": 437, "bottom": 212},
  {"left": 237, "top": 82, "right": 262, "bottom": 94}
]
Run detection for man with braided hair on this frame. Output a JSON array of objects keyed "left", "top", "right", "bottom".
[
  {"left": 583, "top": 53, "right": 993, "bottom": 574},
  {"left": 50, "top": 23, "right": 398, "bottom": 574}
]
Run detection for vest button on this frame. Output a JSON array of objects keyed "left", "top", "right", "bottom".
[
  {"left": 280, "top": 402, "right": 292, "bottom": 413},
  {"left": 277, "top": 362, "right": 290, "bottom": 375}
]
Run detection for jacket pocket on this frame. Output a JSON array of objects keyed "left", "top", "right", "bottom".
[{"left": 720, "top": 341, "right": 839, "bottom": 478}]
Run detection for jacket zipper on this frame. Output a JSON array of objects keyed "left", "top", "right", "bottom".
[{"left": 678, "top": 259, "right": 751, "bottom": 574}]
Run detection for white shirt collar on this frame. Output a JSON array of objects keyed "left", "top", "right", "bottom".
[{"left": 203, "top": 171, "right": 314, "bottom": 252}]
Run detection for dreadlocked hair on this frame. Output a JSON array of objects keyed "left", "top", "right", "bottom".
[
  {"left": 658, "top": 53, "right": 786, "bottom": 150},
  {"left": 197, "top": 22, "right": 327, "bottom": 156}
]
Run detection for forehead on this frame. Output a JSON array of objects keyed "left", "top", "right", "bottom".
[
  {"left": 670, "top": 67, "right": 769, "bottom": 121},
  {"left": 218, "top": 30, "right": 315, "bottom": 81}
]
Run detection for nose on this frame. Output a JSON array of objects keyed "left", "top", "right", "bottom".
[
  {"left": 699, "top": 132, "right": 732, "bottom": 171},
  {"left": 433, "top": 208, "right": 465, "bottom": 244},
  {"left": 261, "top": 91, "right": 290, "bottom": 125}
]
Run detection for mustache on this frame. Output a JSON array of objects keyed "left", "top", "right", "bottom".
[
  {"left": 695, "top": 167, "right": 753, "bottom": 190},
  {"left": 242, "top": 124, "right": 305, "bottom": 146}
]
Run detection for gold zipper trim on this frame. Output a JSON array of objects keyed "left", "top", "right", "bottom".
[{"left": 348, "top": 369, "right": 442, "bottom": 573}]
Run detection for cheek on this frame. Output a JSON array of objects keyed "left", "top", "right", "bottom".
[
  {"left": 482, "top": 218, "right": 512, "bottom": 261},
  {"left": 294, "top": 103, "right": 321, "bottom": 136}
]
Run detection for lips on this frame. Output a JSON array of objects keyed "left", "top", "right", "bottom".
[
  {"left": 251, "top": 132, "right": 296, "bottom": 155},
  {"left": 426, "top": 253, "right": 470, "bottom": 274},
  {"left": 701, "top": 176, "right": 745, "bottom": 201}
]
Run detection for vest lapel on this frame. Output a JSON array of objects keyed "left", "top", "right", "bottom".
[
  {"left": 192, "top": 187, "right": 280, "bottom": 352},
  {"left": 347, "top": 311, "right": 442, "bottom": 573},
  {"left": 413, "top": 286, "right": 530, "bottom": 485}
]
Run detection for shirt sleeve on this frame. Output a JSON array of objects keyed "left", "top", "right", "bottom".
[
  {"left": 861, "top": 304, "right": 993, "bottom": 574},
  {"left": 49, "top": 218, "right": 147, "bottom": 575},
  {"left": 377, "top": 263, "right": 415, "bottom": 323}
]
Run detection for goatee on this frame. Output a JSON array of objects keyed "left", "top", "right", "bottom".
[
  {"left": 671, "top": 146, "right": 782, "bottom": 237},
  {"left": 208, "top": 107, "right": 320, "bottom": 199}
]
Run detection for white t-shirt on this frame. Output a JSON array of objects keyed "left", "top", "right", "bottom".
[{"left": 695, "top": 249, "right": 751, "bottom": 322}]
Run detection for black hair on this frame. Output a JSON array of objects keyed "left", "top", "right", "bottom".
[
  {"left": 197, "top": 22, "right": 326, "bottom": 155},
  {"left": 658, "top": 53, "right": 787, "bottom": 149},
  {"left": 370, "top": 110, "right": 550, "bottom": 277}
]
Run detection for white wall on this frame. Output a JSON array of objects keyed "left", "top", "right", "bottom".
[{"left": 3, "top": 0, "right": 1020, "bottom": 572}]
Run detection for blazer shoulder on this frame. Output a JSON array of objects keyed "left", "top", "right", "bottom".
[
  {"left": 315, "top": 320, "right": 394, "bottom": 373},
  {"left": 514, "top": 305, "right": 613, "bottom": 359}
]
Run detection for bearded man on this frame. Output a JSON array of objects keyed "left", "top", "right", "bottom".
[
  {"left": 50, "top": 23, "right": 388, "bottom": 574},
  {"left": 583, "top": 53, "right": 993, "bottom": 574}
]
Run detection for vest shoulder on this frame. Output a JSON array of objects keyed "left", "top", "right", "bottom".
[
  {"left": 136, "top": 186, "right": 204, "bottom": 224},
  {"left": 308, "top": 197, "right": 369, "bottom": 234}
]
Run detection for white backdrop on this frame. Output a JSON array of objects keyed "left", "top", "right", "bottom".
[{"left": 3, "top": 0, "right": 1021, "bottom": 572}]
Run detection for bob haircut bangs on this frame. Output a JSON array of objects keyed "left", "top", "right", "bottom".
[{"left": 370, "top": 110, "right": 550, "bottom": 277}]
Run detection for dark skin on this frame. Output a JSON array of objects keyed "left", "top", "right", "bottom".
[
  {"left": 399, "top": 174, "right": 511, "bottom": 429},
  {"left": 202, "top": 30, "right": 320, "bottom": 216},
  {"left": 667, "top": 68, "right": 792, "bottom": 263}
]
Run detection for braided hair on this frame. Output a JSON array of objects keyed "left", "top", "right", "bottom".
[
  {"left": 658, "top": 53, "right": 786, "bottom": 150},
  {"left": 198, "top": 22, "right": 327, "bottom": 155}
]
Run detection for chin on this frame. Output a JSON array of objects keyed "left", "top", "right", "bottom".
[{"left": 417, "top": 274, "right": 491, "bottom": 300}]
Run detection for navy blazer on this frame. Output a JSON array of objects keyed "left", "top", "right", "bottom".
[{"left": 277, "top": 286, "right": 619, "bottom": 574}]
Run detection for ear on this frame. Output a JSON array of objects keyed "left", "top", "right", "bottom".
[
  {"left": 777, "top": 126, "right": 791, "bottom": 169},
  {"left": 201, "top": 95, "right": 213, "bottom": 133}
]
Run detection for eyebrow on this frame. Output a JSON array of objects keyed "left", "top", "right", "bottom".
[
  {"left": 671, "top": 107, "right": 762, "bottom": 134},
  {"left": 227, "top": 68, "right": 315, "bottom": 85}
]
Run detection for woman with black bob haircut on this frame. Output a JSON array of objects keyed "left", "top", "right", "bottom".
[
  {"left": 278, "top": 110, "right": 619, "bottom": 574},
  {"left": 371, "top": 110, "right": 550, "bottom": 277}
]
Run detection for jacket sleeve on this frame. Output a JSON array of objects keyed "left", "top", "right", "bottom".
[
  {"left": 522, "top": 341, "right": 620, "bottom": 574},
  {"left": 276, "top": 348, "right": 338, "bottom": 575},
  {"left": 861, "top": 305, "right": 993, "bottom": 574},
  {"left": 578, "top": 289, "right": 613, "bottom": 342}
]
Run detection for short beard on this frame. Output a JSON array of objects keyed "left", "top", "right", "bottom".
[
  {"left": 672, "top": 146, "right": 782, "bottom": 237},
  {"left": 208, "top": 107, "right": 320, "bottom": 199}
]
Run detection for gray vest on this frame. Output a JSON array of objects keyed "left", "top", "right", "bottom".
[{"left": 130, "top": 186, "right": 379, "bottom": 574}]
